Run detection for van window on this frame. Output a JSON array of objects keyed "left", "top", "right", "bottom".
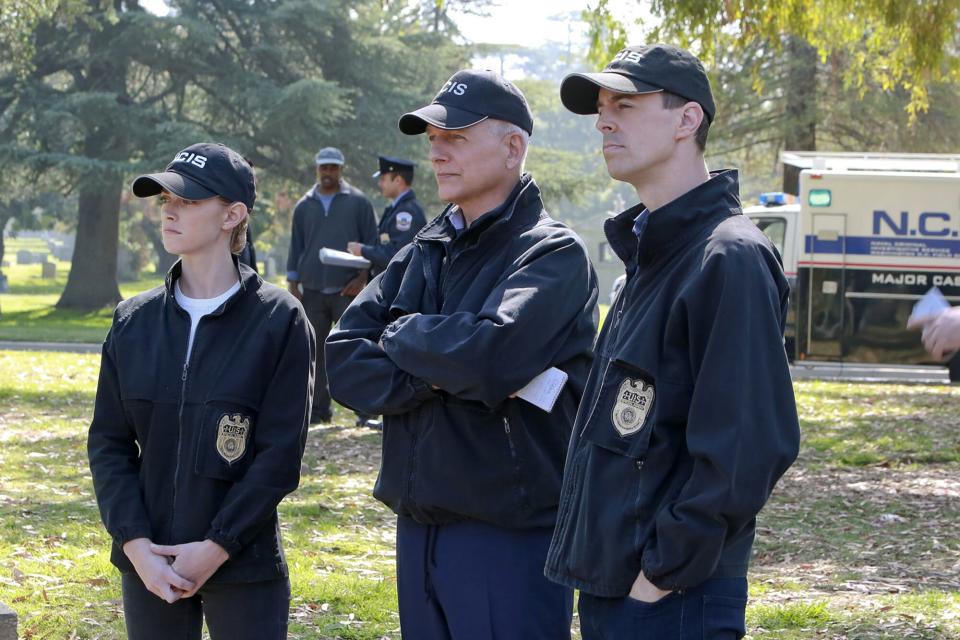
[{"left": 751, "top": 217, "right": 787, "bottom": 256}]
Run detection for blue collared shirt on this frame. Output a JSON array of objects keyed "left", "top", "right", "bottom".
[
  {"left": 633, "top": 208, "right": 650, "bottom": 238},
  {"left": 392, "top": 189, "right": 412, "bottom": 208}
]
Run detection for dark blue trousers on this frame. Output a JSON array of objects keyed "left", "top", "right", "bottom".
[
  {"left": 578, "top": 576, "right": 748, "bottom": 640},
  {"left": 397, "top": 516, "right": 573, "bottom": 640},
  {"left": 121, "top": 572, "right": 289, "bottom": 640}
]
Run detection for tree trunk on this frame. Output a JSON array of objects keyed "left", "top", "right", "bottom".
[
  {"left": 140, "top": 215, "right": 177, "bottom": 274},
  {"left": 57, "top": 13, "right": 128, "bottom": 310},
  {"left": 782, "top": 36, "right": 818, "bottom": 193},
  {"left": 784, "top": 37, "right": 817, "bottom": 150},
  {"left": 56, "top": 178, "right": 124, "bottom": 309},
  {"left": 0, "top": 212, "right": 7, "bottom": 273}
]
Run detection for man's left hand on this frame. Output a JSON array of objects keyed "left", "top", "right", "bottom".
[
  {"left": 347, "top": 242, "right": 364, "bottom": 257},
  {"left": 628, "top": 571, "right": 672, "bottom": 604},
  {"left": 341, "top": 272, "right": 368, "bottom": 297},
  {"left": 150, "top": 540, "right": 229, "bottom": 598}
]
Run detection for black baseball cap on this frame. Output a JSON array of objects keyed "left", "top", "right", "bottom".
[
  {"left": 560, "top": 44, "right": 716, "bottom": 123},
  {"left": 132, "top": 142, "right": 257, "bottom": 211},
  {"left": 399, "top": 69, "right": 534, "bottom": 136},
  {"left": 372, "top": 155, "right": 415, "bottom": 179}
]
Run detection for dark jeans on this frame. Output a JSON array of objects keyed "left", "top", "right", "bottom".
[
  {"left": 578, "top": 576, "right": 748, "bottom": 640},
  {"left": 397, "top": 516, "right": 573, "bottom": 640},
  {"left": 301, "top": 289, "right": 356, "bottom": 421},
  {"left": 121, "top": 572, "right": 290, "bottom": 640}
]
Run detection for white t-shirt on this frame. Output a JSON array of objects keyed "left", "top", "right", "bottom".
[{"left": 175, "top": 280, "right": 242, "bottom": 360}]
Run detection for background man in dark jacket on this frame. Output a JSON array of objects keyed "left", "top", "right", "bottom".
[
  {"left": 326, "top": 70, "right": 598, "bottom": 640},
  {"left": 287, "top": 146, "right": 377, "bottom": 424},
  {"left": 347, "top": 155, "right": 427, "bottom": 277},
  {"left": 544, "top": 44, "right": 801, "bottom": 639}
]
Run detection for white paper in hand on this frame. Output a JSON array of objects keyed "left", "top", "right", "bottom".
[
  {"left": 909, "top": 286, "right": 950, "bottom": 323},
  {"left": 319, "top": 247, "right": 371, "bottom": 269},
  {"left": 515, "top": 367, "right": 568, "bottom": 413}
]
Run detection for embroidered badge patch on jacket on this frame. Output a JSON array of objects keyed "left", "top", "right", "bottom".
[
  {"left": 612, "top": 379, "right": 654, "bottom": 437},
  {"left": 395, "top": 211, "right": 413, "bottom": 231},
  {"left": 216, "top": 413, "right": 250, "bottom": 463}
]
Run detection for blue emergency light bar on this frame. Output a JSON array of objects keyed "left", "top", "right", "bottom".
[{"left": 759, "top": 192, "right": 788, "bottom": 206}]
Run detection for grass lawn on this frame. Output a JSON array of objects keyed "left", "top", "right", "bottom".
[
  {"left": 1, "top": 360, "right": 959, "bottom": 638},
  {"left": 0, "top": 236, "right": 285, "bottom": 344},
  {"left": 0, "top": 250, "right": 164, "bottom": 343}
]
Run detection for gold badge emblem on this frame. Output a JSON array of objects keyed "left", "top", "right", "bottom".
[
  {"left": 612, "top": 379, "right": 654, "bottom": 437},
  {"left": 216, "top": 413, "right": 250, "bottom": 463},
  {"left": 380, "top": 232, "right": 391, "bottom": 244}
]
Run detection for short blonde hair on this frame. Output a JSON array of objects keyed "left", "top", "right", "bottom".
[{"left": 219, "top": 197, "right": 250, "bottom": 254}]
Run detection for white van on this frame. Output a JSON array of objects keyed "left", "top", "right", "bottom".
[{"left": 747, "top": 151, "right": 960, "bottom": 380}]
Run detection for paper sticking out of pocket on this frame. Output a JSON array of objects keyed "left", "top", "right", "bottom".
[
  {"left": 515, "top": 367, "right": 568, "bottom": 413},
  {"left": 909, "top": 286, "right": 951, "bottom": 324}
]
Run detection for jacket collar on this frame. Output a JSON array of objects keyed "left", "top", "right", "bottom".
[
  {"left": 393, "top": 188, "right": 415, "bottom": 208},
  {"left": 416, "top": 173, "right": 541, "bottom": 244},
  {"left": 605, "top": 169, "right": 742, "bottom": 266},
  {"left": 309, "top": 178, "right": 354, "bottom": 201},
  {"left": 165, "top": 255, "right": 260, "bottom": 315},
  {"left": 385, "top": 189, "right": 416, "bottom": 214}
]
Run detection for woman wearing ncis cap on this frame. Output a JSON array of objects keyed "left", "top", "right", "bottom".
[{"left": 87, "top": 142, "right": 316, "bottom": 639}]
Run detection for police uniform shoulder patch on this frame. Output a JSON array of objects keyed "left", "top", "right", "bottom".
[
  {"left": 216, "top": 413, "right": 251, "bottom": 463},
  {"left": 395, "top": 211, "right": 413, "bottom": 232},
  {"left": 612, "top": 378, "right": 654, "bottom": 437}
]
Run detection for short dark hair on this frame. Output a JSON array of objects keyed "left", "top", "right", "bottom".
[
  {"left": 661, "top": 91, "right": 710, "bottom": 151},
  {"left": 393, "top": 169, "right": 414, "bottom": 187}
]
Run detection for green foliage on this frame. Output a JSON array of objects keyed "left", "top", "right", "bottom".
[
  {"left": 0, "top": 0, "right": 474, "bottom": 308},
  {"left": 587, "top": 1, "right": 960, "bottom": 120},
  {"left": 582, "top": 0, "right": 627, "bottom": 71}
]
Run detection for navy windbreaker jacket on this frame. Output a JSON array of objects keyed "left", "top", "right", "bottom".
[
  {"left": 545, "top": 170, "right": 800, "bottom": 596},
  {"left": 88, "top": 260, "right": 316, "bottom": 583},
  {"left": 362, "top": 189, "right": 427, "bottom": 274},
  {"left": 326, "top": 174, "right": 599, "bottom": 529}
]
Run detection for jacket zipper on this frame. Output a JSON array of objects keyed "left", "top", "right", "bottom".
[
  {"left": 170, "top": 320, "right": 201, "bottom": 540},
  {"left": 503, "top": 416, "right": 529, "bottom": 510},
  {"left": 578, "top": 282, "right": 630, "bottom": 437}
]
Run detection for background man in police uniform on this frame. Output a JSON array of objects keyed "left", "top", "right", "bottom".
[
  {"left": 544, "top": 44, "right": 801, "bottom": 639},
  {"left": 326, "top": 69, "right": 598, "bottom": 640},
  {"left": 286, "top": 146, "right": 377, "bottom": 425},
  {"left": 347, "top": 155, "right": 427, "bottom": 277}
]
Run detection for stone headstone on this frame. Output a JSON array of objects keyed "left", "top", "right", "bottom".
[
  {"left": 41, "top": 261, "right": 57, "bottom": 279},
  {"left": 16, "top": 250, "right": 32, "bottom": 265},
  {"left": 0, "top": 602, "right": 17, "bottom": 640}
]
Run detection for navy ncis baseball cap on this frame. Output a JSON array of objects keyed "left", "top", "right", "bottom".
[
  {"left": 372, "top": 155, "right": 415, "bottom": 179},
  {"left": 560, "top": 43, "right": 716, "bottom": 123},
  {"left": 132, "top": 142, "right": 257, "bottom": 211},
  {"left": 399, "top": 69, "right": 534, "bottom": 136}
]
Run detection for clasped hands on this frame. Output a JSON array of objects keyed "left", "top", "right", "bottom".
[{"left": 123, "top": 538, "right": 229, "bottom": 603}]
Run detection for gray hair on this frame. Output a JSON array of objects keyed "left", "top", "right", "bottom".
[{"left": 490, "top": 119, "right": 529, "bottom": 170}]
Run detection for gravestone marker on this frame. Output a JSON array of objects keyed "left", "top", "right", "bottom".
[{"left": 0, "top": 602, "right": 16, "bottom": 640}]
